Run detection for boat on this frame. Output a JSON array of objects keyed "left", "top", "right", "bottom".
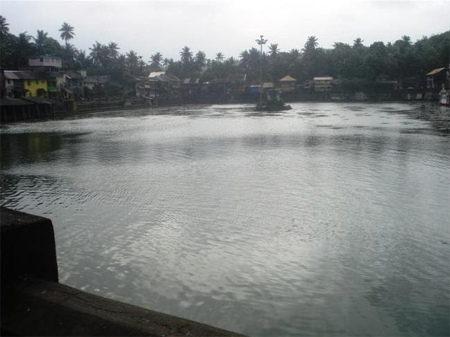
[{"left": 255, "top": 89, "right": 292, "bottom": 111}]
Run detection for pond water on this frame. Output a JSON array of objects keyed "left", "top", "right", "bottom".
[{"left": 1, "top": 102, "right": 449, "bottom": 336}]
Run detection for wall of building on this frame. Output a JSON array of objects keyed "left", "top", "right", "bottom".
[{"left": 24, "top": 79, "right": 48, "bottom": 97}]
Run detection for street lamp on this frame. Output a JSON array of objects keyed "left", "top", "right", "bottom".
[{"left": 256, "top": 35, "right": 267, "bottom": 107}]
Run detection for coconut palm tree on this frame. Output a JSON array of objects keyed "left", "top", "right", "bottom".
[
  {"left": 353, "top": 38, "right": 364, "bottom": 48},
  {"left": 269, "top": 43, "right": 280, "bottom": 57},
  {"left": 194, "top": 50, "right": 207, "bottom": 70},
  {"left": 61, "top": 43, "right": 77, "bottom": 68},
  {"left": 89, "top": 41, "right": 104, "bottom": 66},
  {"left": 32, "top": 30, "right": 49, "bottom": 54},
  {"left": 215, "top": 52, "right": 225, "bottom": 62},
  {"left": 59, "top": 22, "right": 75, "bottom": 44},
  {"left": 180, "top": 46, "right": 193, "bottom": 65},
  {"left": 8, "top": 32, "right": 35, "bottom": 68},
  {"left": 163, "top": 58, "right": 173, "bottom": 69},
  {"left": 108, "top": 42, "right": 120, "bottom": 59},
  {"left": 401, "top": 35, "right": 412, "bottom": 46},
  {"left": 126, "top": 50, "right": 140, "bottom": 74},
  {"left": 303, "top": 36, "right": 318, "bottom": 53},
  {"left": 0, "top": 15, "right": 9, "bottom": 36},
  {"left": 289, "top": 49, "right": 300, "bottom": 59},
  {"left": 76, "top": 50, "right": 91, "bottom": 69},
  {"left": 150, "top": 52, "right": 163, "bottom": 71}
]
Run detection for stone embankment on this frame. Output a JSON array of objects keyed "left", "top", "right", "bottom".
[{"left": 0, "top": 207, "right": 246, "bottom": 337}]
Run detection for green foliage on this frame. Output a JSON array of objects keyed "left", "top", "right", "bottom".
[
  {"left": 59, "top": 22, "right": 75, "bottom": 43},
  {"left": 1, "top": 14, "right": 448, "bottom": 92}
]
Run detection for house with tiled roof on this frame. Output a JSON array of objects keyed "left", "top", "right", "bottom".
[{"left": 4, "top": 70, "right": 61, "bottom": 99}]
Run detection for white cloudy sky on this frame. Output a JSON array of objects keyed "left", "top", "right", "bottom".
[{"left": 1, "top": 0, "right": 449, "bottom": 61}]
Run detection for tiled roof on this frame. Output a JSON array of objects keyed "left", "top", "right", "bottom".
[
  {"left": 4, "top": 71, "right": 53, "bottom": 80},
  {"left": 279, "top": 75, "right": 296, "bottom": 82}
]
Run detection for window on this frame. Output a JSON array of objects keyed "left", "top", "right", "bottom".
[{"left": 40, "top": 58, "right": 43, "bottom": 62}]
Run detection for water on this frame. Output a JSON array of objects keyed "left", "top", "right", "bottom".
[{"left": 1, "top": 102, "right": 449, "bottom": 336}]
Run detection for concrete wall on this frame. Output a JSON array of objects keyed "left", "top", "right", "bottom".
[{"left": 0, "top": 207, "right": 246, "bottom": 337}]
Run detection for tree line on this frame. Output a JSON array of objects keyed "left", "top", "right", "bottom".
[{"left": 1, "top": 16, "right": 449, "bottom": 85}]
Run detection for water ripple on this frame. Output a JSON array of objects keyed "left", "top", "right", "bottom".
[{"left": 1, "top": 102, "right": 449, "bottom": 337}]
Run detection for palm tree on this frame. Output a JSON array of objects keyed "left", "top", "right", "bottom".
[
  {"left": 59, "top": 22, "right": 75, "bottom": 44},
  {"left": 303, "top": 36, "right": 318, "bottom": 53},
  {"left": 89, "top": 41, "right": 104, "bottom": 66},
  {"left": 180, "top": 46, "right": 193, "bottom": 65},
  {"left": 269, "top": 43, "right": 280, "bottom": 57},
  {"left": 163, "top": 58, "right": 173, "bottom": 69},
  {"left": 108, "top": 42, "right": 120, "bottom": 59},
  {"left": 401, "top": 35, "right": 412, "bottom": 46},
  {"left": 32, "top": 30, "right": 49, "bottom": 54},
  {"left": 0, "top": 15, "right": 9, "bottom": 36},
  {"left": 126, "top": 50, "right": 139, "bottom": 74},
  {"left": 240, "top": 50, "right": 249, "bottom": 60},
  {"left": 289, "top": 49, "right": 300, "bottom": 59},
  {"left": 353, "top": 38, "right": 364, "bottom": 48},
  {"left": 76, "top": 50, "right": 91, "bottom": 69},
  {"left": 194, "top": 50, "right": 207, "bottom": 70},
  {"left": 215, "top": 52, "right": 225, "bottom": 62},
  {"left": 9, "top": 32, "right": 34, "bottom": 68},
  {"left": 61, "top": 43, "right": 77, "bottom": 68},
  {"left": 114, "top": 54, "right": 126, "bottom": 71},
  {"left": 150, "top": 52, "right": 163, "bottom": 70}
]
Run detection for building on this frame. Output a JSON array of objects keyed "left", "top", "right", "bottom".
[
  {"left": 3, "top": 71, "right": 59, "bottom": 98},
  {"left": 146, "top": 72, "right": 181, "bottom": 96},
  {"left": 313, "top": 77, "right": 333, "bottom": 92},
  {"left": 426, "top": 68, "right": 447, "bottom": 90},
  {"left": 84, "top": 76, "right": 111, "bottom": 90},
  {"left": 62, "top": 71, "right": 85, "bottom": 98},
  {"left": 209, "top": 74, "right": 247, "bottom": 94},
  {"left": 28, "top": 55, "right": 62, "bottom": 73},
  {"left": 181, "top": 78, "right": 201, "bottom": 95},
  {"left": 278, "top": 75, "right": 297, "bottom": 92},
  {"left": 425, "top": 67, "right": 449, "bottom": 101}
]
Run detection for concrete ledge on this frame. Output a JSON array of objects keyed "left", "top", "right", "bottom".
[
  {"left": 1, "top": 207, "right": 58, "bottom": 284},
  {"left": 2, "top": 278, "right": 244, "bottom": 336},
  {"left": 0, "top": 207, "right": 246, "bottom": 336}
]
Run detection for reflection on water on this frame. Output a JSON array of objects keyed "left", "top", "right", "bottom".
[{"left": 1, "top": 103, "right": 449, "bottom": 337}]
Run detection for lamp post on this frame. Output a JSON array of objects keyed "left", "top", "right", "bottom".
[{"left": 256, "top": 35, "right": 267, "bottom": 107}]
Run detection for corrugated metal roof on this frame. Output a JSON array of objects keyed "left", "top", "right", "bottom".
[
  {"left": 165, "top": 74, "right": 181, "bottom": 82},
  {"left": 426, "top": 68, "right": 445, "bottom": 76},
  {"left": 64, "top": 71, "right": 83, "bottom": 79},
  {"left": 314, "top": 77, "right": 333, "bottom": 81},
  {"left": 183, "top": 78, "right": 200, "bottom": 84},
  {"left": 148, "top": 72, "right": 165, "bottom": 78}
]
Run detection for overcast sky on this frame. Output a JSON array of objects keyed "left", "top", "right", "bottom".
[{"left": 1, "top": 0, "right": 449, "bottom": 62}]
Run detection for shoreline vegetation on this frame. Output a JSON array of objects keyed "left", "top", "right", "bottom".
[{"left": 0, "top": 17, "right": 449, "bottom": 99}]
